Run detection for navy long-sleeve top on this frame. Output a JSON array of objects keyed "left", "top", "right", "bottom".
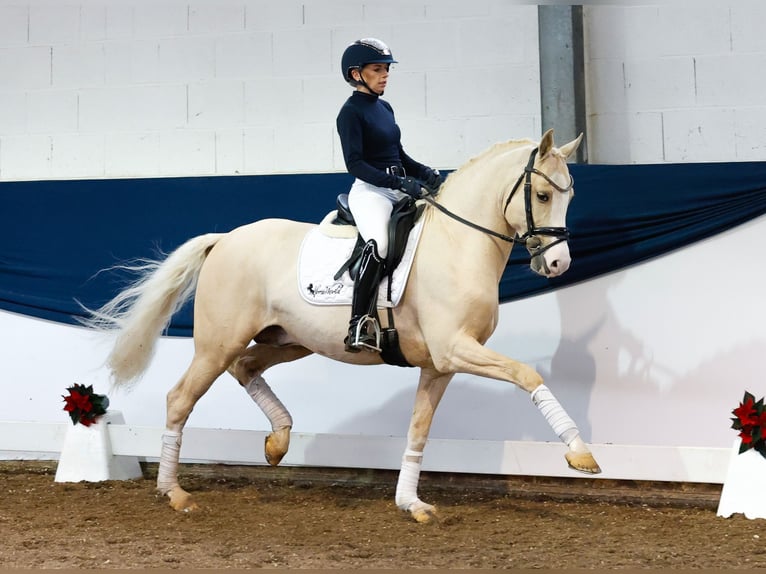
[{"left": 336, "top": 91, "right": 427, "bottom": 189}]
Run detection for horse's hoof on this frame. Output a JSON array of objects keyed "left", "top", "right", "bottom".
[
  {"left": 408, "top": 502, "right": 439, "bottom": 524},
  {"left": 265, "top": 426, "right": 291, "bottom": 466},
  {"left": 565, "top": 451, "right": 602, "bottom": 474},
  {"left": 167, "top": 488, "right": 199, "bottom": 512}
]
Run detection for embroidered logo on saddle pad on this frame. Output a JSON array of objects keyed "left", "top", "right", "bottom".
[{"left": 298, "top": 212, "right": 424, "bottom": 307}]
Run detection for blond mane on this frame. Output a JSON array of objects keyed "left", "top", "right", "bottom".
[{"left": 438, "top": 137, "right": 536, "bottom": 192}]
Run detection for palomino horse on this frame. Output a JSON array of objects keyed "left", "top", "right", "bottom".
[{"left": 86, "top": 129, "right": 601, "bottom": 523}]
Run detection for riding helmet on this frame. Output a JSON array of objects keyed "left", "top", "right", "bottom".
[{"left": 341, "top": 38, "right": 397, "bottom": 87}]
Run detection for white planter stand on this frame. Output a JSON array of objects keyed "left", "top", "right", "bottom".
[
  {"left": 54, "top": 410, "right": 143, "bottom": 483},
  {"left": 717, "top": 438, "right": 766, "bottom": 520}
]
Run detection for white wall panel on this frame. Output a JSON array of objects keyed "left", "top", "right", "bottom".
[
  {"left": 734, "top": 108, "right": 766, "bottom": 161},
  {"left": 0, "top": 45, "right": 50, "bottom": 89},
  {"left": 189, "top": 3, "right": 245, "bottom": 34},
  {"left": 0, "top": 5, "right": 30, "bottom": 45},
  {"left": 623, "top": 57, "right": 695, "bottom": 112},
  {"left": 104, "top": 41, "right": 163, "bottom": 85},
  {"left": 133, "top": 4, "right": 188, "bottom": 39},
  {"left": 50, "top": 133, "right": 105, "bottom": 178},
  {"left": 584, "top": 1, "right": 766, "bottom": 163},
  {"left": 244, "top": 77, "right": 303, "bottom": 125},
  {"left": 105, "top": 132, "right": 161, "bottom": 177},
  {"left": 158, "top": 129, "right": 216, "bottom": 175},
  {"left": 0, "top": 0, "right": 542, "bottom": 180},
  {"left": 0, "top": 91, "right": 27, "bottom": 134},
  {"left": 29, "top": 4, "right": 80, "bottom": 45},
  {"left": 695, "top": 54, "right": 766, "bottom": 108},
  {"left": 0, "top": 134, "right": 51, "bottom": 180},
  {"left": 78, "top": 85, "right": 187, "bottom": 131},
  {"left": 52, "top": 44, "right": 106, "bottom": 88},
  {"left": 215, "top": 129, "right": 245, "bottom": 174},
  {"left": 662, "top": 108, "right": 737, "bottom": 163},
  {"left": 215, "top": 32, "right": 273, "bottom": 78},
  {"left": 104, "top": 5, "right": 135, "bottom": 40},
  {"left": 188, "top": 80, "right": 245, "bottom": 128},
  {"left": 159, "top": 36, "right": 216, "bottom": 82},
  {"left": 244, "top": 2, "right": 304, "bottom": 31},
  {"left": 27, "top": 91, "right": 77, "bottom": 134},
  {"left": 731, "top": 1, "right": 766, "bottom": 52}
]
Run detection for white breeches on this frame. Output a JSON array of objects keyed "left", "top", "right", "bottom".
[{"left": 347, "top": 179, "right": 405, "bottom": 258}]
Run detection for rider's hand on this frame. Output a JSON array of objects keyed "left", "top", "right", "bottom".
[
  {"left": 422, "top": 168, "right": 443, "bottom": 194},
  {"left": 399, "top": 176, "right": 424, "bottom": 199}
]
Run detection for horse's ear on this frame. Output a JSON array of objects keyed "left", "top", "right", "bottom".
[
  {"left": 539, "top": 128, "right": 555, "bottom": 158},
  {"left": 558, "top": 133, "right": 584, "bottom": 160}
]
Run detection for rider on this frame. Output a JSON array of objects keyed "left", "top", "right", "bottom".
[{"left": 337, "top": 38, "right": 443, "bottom": 353}]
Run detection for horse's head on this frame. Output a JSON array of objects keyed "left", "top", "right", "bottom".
[{"left": 503, "top": 129, "right": 581, "bottom": 278}]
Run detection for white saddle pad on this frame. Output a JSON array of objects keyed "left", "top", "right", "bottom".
[{"left": 298, "top": 212, "right": 425, "bottom": 307}]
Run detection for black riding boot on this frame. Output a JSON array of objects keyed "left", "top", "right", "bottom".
[{"left": 345, "top": 239, "right": 385, "bottom": 353}]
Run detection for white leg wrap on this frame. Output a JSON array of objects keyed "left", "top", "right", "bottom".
[
  {"left": 531, "top": 384, "right": 580, "bottom": 446},
  {"left": 245, "top": 376, "right": 293, "bottom": 430},
  {"left": 395, "top": 449, "right": 423, "bottom": 510},
  {"left": 157, "top": 430, "right": 182, "bottom": 496}
]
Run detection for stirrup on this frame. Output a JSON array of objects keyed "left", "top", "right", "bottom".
[{"left": 346, "top": 315, "right": 382, "bottom": 353}]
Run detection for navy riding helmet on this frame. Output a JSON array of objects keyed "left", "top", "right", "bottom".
[{"left": 341, "top": 38, "right": 398, "bottom": 88}]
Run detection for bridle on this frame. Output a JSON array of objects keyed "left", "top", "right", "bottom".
[{"left": 422, "top": 147, "right": 574, "bottom": 258}]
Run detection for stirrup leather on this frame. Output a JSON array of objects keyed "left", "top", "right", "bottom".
[{"left": 348, "top": 314, "right": 382, "bottom": 352}]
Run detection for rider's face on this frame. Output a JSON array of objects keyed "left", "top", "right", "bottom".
[{"left": 355, "top": 63, "right": 390, "bottom": 95}]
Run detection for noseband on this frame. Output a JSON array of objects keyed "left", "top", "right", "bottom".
[{"left": 423, "top": 147, "right": 574, "bottom": 258}]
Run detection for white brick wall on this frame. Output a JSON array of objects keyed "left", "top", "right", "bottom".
[
  {"left": 0, "top": 0, "right": 541, "bottom": 180},
  {"left": 1, "top": 0, "right": 764, "bottom": 179},
  {"left": 584, "top": 0, "right": 766, "bottom": 164}
]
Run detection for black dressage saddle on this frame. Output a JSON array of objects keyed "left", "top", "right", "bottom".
[{"left": 330, "top": 193, "right": 425, "bottom": 368}]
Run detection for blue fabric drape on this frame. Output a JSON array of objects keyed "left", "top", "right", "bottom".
[{"left": 1, "top": 162, "right": 765, "bottom": 337}]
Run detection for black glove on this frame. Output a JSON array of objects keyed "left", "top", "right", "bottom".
[
  {"left": 421, "top": 168, "right": 444, "bottom": 195},
  {"left": 398, "top": 176, "right": 424, "bottom": 199}
]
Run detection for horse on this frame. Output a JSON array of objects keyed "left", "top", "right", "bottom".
[{"left": 84, "top": 128, "right": 600, "bottom": 523}]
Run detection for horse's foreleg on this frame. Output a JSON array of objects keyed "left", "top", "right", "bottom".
[
  {"left": 396, "top": 368, "right": 453, "bottom": 523},
  {"left": 228, "top": 344, "right": 313, "bottom": 466},
  {"left": 440, "top": 337, "right": 601, "bottom": 474}
]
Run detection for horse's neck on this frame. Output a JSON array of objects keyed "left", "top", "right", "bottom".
[
  {"left": 439, "top": 142, "right": 530, "bottom": 226},
  {"left": 422, "top": 144, "right": 531, "bottom": 281}
]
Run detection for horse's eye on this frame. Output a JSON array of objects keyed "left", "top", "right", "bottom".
[{"left": 536, "top": 192, "right": 550, "bottom": 202}]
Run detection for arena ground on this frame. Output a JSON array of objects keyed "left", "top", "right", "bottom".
[{"left": 1, "top": 461, "right": 763, "bottom": 569}]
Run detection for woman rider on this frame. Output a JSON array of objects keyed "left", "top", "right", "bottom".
[{"left": 337, "top": 38, "right": 442, "bottom": 353}]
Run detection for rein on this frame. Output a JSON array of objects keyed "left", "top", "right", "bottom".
[{"left": 422, "top": 147, "right": 574, "bottom": 257}]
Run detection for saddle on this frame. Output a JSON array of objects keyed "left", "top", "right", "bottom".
[
  {"left": 331, "top": 193, "right": 424, "bottom": 368},
  {"left": 332, "top": 193, "right": 424, "bottom": 281}
]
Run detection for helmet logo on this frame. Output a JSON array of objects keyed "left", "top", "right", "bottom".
[{"left": 358, "top": 38, "right": 391, "bottom": 56}]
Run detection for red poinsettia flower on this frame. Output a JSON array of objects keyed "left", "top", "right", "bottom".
[
  {"left": 731, "top": 391, "right": 766, "bottom": 459},
  {"left": 62, "top": 384, "right": 109, "bottom": 426},
  {"left": 733, "top": 397, "right": 757, "bottom": 426},
  {"left": 739, "top": 430, "right": 754, "bottom": 445},
  {"left": 63, "top": 390, "right": 92, "bottom": 414}
]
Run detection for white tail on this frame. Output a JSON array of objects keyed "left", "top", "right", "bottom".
[{"left": 82, "top": 233, "right": 224, "bottom": 388}]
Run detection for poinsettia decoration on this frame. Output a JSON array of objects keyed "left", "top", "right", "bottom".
[
  {"left": 731, "top": 391, "right": 766, "bottom": 459},
  {"left": 62, "top": 384, "right": 110, "bottom": 427}
]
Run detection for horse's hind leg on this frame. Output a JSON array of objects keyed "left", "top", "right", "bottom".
[
  {"left": 158, "top": 349, "right": 241, "bottom": 512},
  {"left": 228, "top": 343, "right": 313, "bottom": 466},
  {"left": 395, "top": 368, "right": 454, "bottom": 523}
]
